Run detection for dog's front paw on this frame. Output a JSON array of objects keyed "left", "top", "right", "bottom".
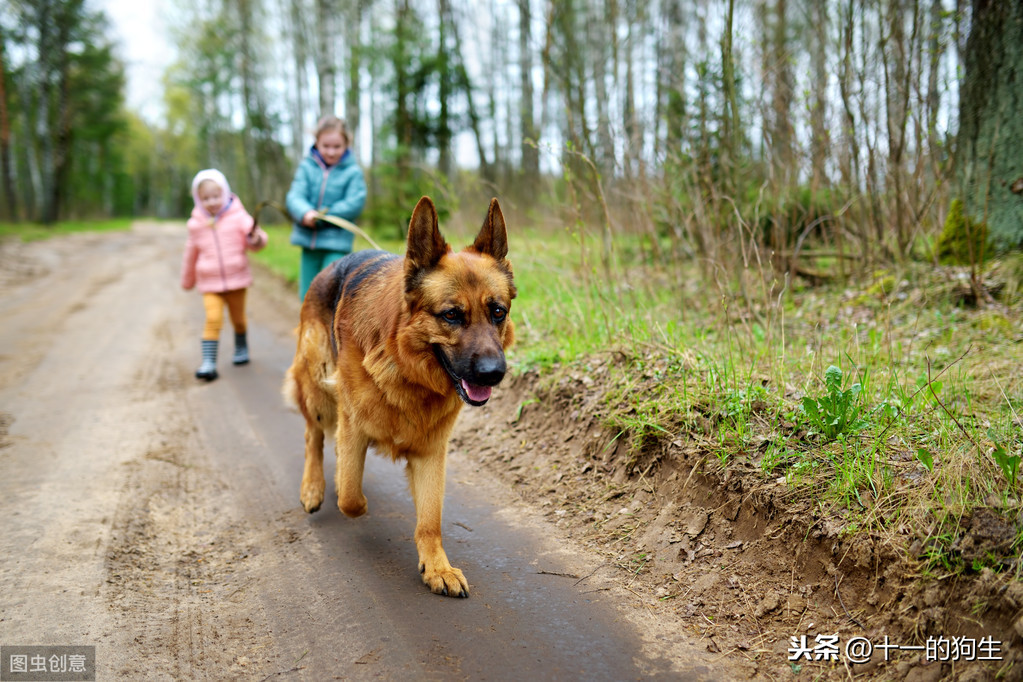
[
  {"left": 337, "top": 493, "right": 368, "bottom": 518},
  {"left": 419, "top": 560, "right": 469, "bottom": 598},
  {"left": 300, "top": 482, "right": 323, "bottom": 513}
]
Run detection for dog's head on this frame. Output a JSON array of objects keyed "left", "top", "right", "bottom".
[{"left": 402, "top": 196, "right": 516, "bottom": 406}]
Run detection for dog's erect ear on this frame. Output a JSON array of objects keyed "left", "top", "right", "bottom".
[
  {"left": 405, "top": 196, "right": 448, "bottom": 272},
  {"left": 470, "top": 198, "right": 508, "bottom": 261}
]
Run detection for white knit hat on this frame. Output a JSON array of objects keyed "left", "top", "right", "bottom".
[{"left": 191, "top": 168, "right": 232, "bottom": 214}]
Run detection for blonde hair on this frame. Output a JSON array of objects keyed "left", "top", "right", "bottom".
[{"left": 315, "top": 115, "right": 351, "bottom": 145}]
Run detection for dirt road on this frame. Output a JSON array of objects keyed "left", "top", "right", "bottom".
[{"left": 0, "top": 224, "right": 723, "bottom": 680}]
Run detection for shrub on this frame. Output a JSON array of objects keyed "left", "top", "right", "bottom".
[{"left": 938, "top": 198, "right": 988, "bottom": 265}]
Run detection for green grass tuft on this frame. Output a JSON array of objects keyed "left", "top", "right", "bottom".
[{"left": 0, "top": 218, "right": 133, "bottom": 241}]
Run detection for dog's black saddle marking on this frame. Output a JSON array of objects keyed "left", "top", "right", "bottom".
[
  {"left": 340, "top": 250, "right": 399, "bottom": 300},
  {"left": 321, "top": 250, "right": 399, "bottom": 356}
]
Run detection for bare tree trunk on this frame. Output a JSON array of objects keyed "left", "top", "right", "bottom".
[
  {"left": 808, "top": 0, "right": 830, "bottom": 191},
  {"left": 316, "top": 0, "right": 336, "bottom": 114},
  {"left": 924, "top": 0, "right": 943, "bottom": 172},
  {"left": 589, "top": 1, "right": 615, "bottom": 176},
  {"left": 237, "top": 0, "right": 260, "bottom": 199},
  {"left": 622, "top": 19, "right": 635, "bottom": 181},
  {"left": 437, "top": 0, "right": 453, "bottom": 178},
  {"left": 838, "top": 0, "right": 861, "bottom": 194},
  {"left": 486, "top": 0, "right": 501, "bottom": 176},
  {"left": 517, "top": 0, "right": 539, "bottom": 188},
  {"left": 45, "top": 2, "right": 75, "bottom": 223},
  {"left": 882, "top": 0, "right": 919, "bottom": 257},
  {"left": 623, "top": 1, "right": 660, "bottom": 260},
  {"left": 0, "top": 37, "right": 17, "bottom": 219},
  {"left": 720, "top": 0, "right": 740, "bottom": 197},
  {"left": 36, "top": 1, "right": 54, "bottom": 223},
  {"left": 344, "top": 0, "right": 364, "bottom": 141},
  {"left": 503, "top": 41, "right": 514, "bottom": 187},
  {"left": 899, "top": 0, "right": 922, "bottom": 254},
  {"left": 858, "top": 0, "right": 885, "bottom": 257},
  {"left": 445, "top": 2, "right": 490, "bottom": 179},
  {"left": 287, "top": 0, "right": 309, "bottom": 159},
  {"left": 953, "top": 0, "right": 968, "bottom": 61},
  {"left": 395, "top": 0, "right": 412, "bottom": 153},
  {"left": 50, "top": 34, "right": 71, "bottom": 222},
  {"left": 621, "top": 2, "right": 645, "bottom": 183},
  {"left": 555, "top": 1, "right": 596, "bottom": 178},
  {"left": 23, "top": 126, "right": 42, "bottom": 222},
  {"left": 695, "top": 5, "right": 710, "bottom": 181},
  {"left": 368, "top": 8, "right": 381, "bottom": 175},
  {"left": 538, "top": 0, "right": 555, "bottom": 159},
  {"left": 659, "top": 0, "right": 686, "bottom": 157},
  {"left": 769, "top": 0, "right": 793, "bottom": 186}
]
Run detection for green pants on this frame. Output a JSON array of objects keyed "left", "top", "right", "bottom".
[{"left": 299, "top": 248, "right": 349, "bottom": 301}]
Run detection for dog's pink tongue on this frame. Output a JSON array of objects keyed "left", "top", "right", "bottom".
[{"left": 461, "top": 380, "right": 492, "bottom": 403}]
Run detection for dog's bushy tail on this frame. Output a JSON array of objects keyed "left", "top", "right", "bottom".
[
  {"left": 281, "top": 326, "right": 302, "bottom": 411},
  {"left": 281, "top": 323, "right": 337, "bottom": 414},
  {"left": 281, "top": 366, "right": 300, "bottom": 411}
]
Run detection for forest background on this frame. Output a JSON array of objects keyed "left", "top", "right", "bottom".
[{"left": 2, "top": 0, "right": 1021, "bottom": 260}]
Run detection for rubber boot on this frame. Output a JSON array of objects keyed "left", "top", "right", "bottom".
[
  {"left": 196, "top": 339, "right": 219, "bottom": 380},
  {"left": 233, "top": 332, "right": 250, "bottom": 365}
]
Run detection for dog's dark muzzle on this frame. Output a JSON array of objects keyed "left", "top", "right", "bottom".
[
  {"left": 435, "top": 347, "right": 506, "bottom": 406},
  {"left": 470, "top": 355, "right": 506, "bottom": 387}
]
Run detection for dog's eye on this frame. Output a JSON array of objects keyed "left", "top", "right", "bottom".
[
  {"left": 490, "top": 305, "right": 507, "bottom": 323},
  {"left": 441, "top": 309, "right": 463, "bottom": 323}
]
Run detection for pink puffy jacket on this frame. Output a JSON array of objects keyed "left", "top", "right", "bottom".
[{"left": 180, "top": 196, "right": 268, "bottom": 293}]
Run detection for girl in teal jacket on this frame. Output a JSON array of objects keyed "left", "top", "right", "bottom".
[{"left": 286, "top": 115, "right": 367, "bottom": 300}]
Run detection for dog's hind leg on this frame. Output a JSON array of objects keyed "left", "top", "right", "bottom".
[
  {"left": 407, "top": 450, "right": 469, "bottom": 597},
  {"left": 300, "top": 424, "right": 326, "bottom": 513},
  {"left": 335, "top": 422, "right": 370, "bottom": 518}
]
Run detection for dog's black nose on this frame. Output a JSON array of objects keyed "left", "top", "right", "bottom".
[{"left": 472, "top": 355, "right": 506, "bottom": 386}]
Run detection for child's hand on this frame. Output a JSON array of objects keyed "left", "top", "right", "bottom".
[{"left": 301, "top": 210, "right": 319, "bottom": 227}]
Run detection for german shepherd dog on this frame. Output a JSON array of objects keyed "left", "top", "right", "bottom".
[{"left": 282, "top": 196, "right": 515, "bottom": 597}]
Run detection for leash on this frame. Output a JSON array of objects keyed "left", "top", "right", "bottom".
[{"left": 251, "top": 199, "right": 383, "bottom": 251}]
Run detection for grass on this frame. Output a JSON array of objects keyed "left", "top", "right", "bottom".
[
  {"left": 250, "top": 224, "right": 299, "bottom": 284},
  {"left": 0, "top": 218, "right": 133, "bottom": 241},
  {"left": 485, "top": 218, "right": 1023, "bottom": 579},
  {"left": 251, "top": 222, "right": 406, "bottom": 286}
]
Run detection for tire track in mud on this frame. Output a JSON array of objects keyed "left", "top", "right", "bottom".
[
  {"left": 0, "top": 227, "right": 209, "bottom": 675},
  {"left": 103, "top": 314, "right": 280, "bottom": 680},
  {"left": 0, "top": 226, "right": 283, "bottom": 679}
]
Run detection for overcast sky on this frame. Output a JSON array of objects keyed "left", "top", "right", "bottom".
[{"left": 92, "top": 0, "right": 176, "bottom": 121}]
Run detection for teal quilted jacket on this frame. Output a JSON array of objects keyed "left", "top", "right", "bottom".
[{"left": 286, "top": 148, "right": 367, "bottom": 252}]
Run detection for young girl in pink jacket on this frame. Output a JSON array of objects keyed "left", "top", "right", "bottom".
[{"left": 181, "top": 169, "right": 268, "bottom": 381}]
